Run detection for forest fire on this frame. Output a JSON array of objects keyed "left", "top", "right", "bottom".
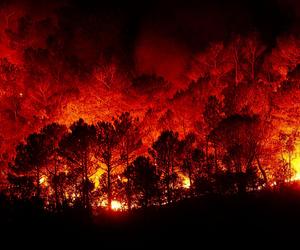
[
  {"left": 1, "top": 0, "right": 300, "bottom": 241},
  {"left": 290, "top": 152, "right": 300, "bottom": 181},
  {"left": 181, "top": 175, "right": 191, "bottom": 189},
  {"left": 0, "top": 0, "right": 300, "bottom": 211},
  {"left": 111, "top": 200, "right": 122, "bottom": 211}
]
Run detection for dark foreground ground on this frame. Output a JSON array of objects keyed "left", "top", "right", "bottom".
[{"left": 2, "top": 185, "right": 300, "bottom": 248}]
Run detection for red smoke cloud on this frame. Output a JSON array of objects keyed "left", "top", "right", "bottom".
[{"left": 134, "top": 31, "right": 190, "bottom": 88}]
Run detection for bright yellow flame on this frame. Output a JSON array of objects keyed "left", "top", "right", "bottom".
[
  {"left": 39, "top": 176, "right": 49, "bottom": 186},
  {"left": 90, "top": 168, "right": 103, "bottom": 188},
  {"left": 291, "top": 156, "right": 300, "bottom": 181},
  {"left": 182, "top": 175, "right": 191, "bottom": 189},
  {"left": 90, "top": 161, "right": 107, "bottom": 188},
  {"left": 39, "top": 177, "right": 45, "bottom": 184},
  {"left": 111, "top": 200, "right": 122, "bottom": 211}
]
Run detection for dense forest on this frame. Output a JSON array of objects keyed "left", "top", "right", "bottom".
[
  {"left": 1, "top": 0, "right": 300, "bottom": 246},
  {"left": 2, "top": 32, "right": 300, "bottom": 211},
  {"left": 4, "top": 100, "right": 300, "bottom": 212}
]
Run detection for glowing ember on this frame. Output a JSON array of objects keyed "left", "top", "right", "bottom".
[{"left": 111, "top": 200, "right": 122, "bottom": 211}]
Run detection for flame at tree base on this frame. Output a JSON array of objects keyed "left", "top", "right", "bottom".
[
  {"left": 182, "top": 175, "right": 191, "bottom": 189},
  {"left": 291, "top": 155, "right": 300, "bottom": 181},
  {"left": 111, "top": 200, "right": 122, "bottom": 211}
]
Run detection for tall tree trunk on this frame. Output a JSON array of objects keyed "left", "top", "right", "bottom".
[
  {"left": 171, "top": 160, "right": 175, "bottom": 190},
  {"left": 206, "top": 138, "right": 209, "bottom": 166},
  {"left": 54, "top": 156, "right": 60, "bottom": 212},
  {"left": 167, "top": 157, "right": 172, "bottom": 204},
  {"left": 166, "top": 177, "right": 171, "bottom": 205},
  {"left": 256, "top": 156, "right": 268, "bottom": 188},
  {"left": 234, "top": 47, "right": 239, "bottom": 85},
  {"left": 125, "top": 147, "right": 132, "bottom": 211},
  {"left": 154, "top": 164, "right": 162, "bottom": 207},
  {"left": 126, "top": 184, "right": 132, "bottom": 211},
  {"left": 144, "top": 190, "right": 149, "bottom": 208},
  {"left": 107, "top": 162, "right": 112, "bottom": 210},
  {"left": 214, "top": 143, "right": 218, "bottom": 173},
  {"left": 84, "top": 152, "right": 90, "bottom": 211},
  {"left": 165, "top": 157, "right": 171, "bottom": 204},
  {"left": 188, "top": 166, "right": 192, "bottom": 189},
  {"left": 36, "top": 166, "right": 40, "bottom": 199}
]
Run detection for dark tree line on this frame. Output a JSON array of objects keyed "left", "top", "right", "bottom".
[{"left": 5, "top": 107, "right": 295, "bottom": 213}]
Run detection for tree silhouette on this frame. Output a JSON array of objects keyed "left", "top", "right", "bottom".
[
  {"left": 209, "top": 114, "right": 263, "bottom": 193},
  {"left": 203, "top": 95, "right": 223, "bottom": 173},
  {"left": 242, "top": 33, "right": 266, "bottom": 83},
  {"left": 123, "top": 162, "right": 134, "bottom": 210},
  {"left": 190, "top": 146, "right": 214, "bottom": 195},
  {"left": 41, "top": 123, "right": 67, "bottom": 210},
  {"left": 9, "top": 132, "right": 50, "bottom": 199},
  {"left": 95, "top": 121, "right": 119, "bottom": 210},
  {"left": 203, "top": 96, "right": 223, "bottom": 130},
  {"left": 129, "top": 156, "right": 159, "bottom": 208},
  {"left": 59, "top": 119, "right": 96, "bottom": 210},
  {"left": 178, "top": 133, "right": 197, "bottom": 191},
  {"left": 279, "top": 131, "right": 298, "bottom": 175},
  {"left": 114, "top": 112, "right": 142, "bottom": 209},
  {"left": 150, "top": 130, "right": 180, "bottom": 204},
  {"left": 7, "top": 173, "right": 35, "bottom": 200}
]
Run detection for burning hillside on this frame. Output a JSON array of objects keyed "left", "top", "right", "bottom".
[{"left": 1, "top": 0, "right": 300, "bottom": 211}]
